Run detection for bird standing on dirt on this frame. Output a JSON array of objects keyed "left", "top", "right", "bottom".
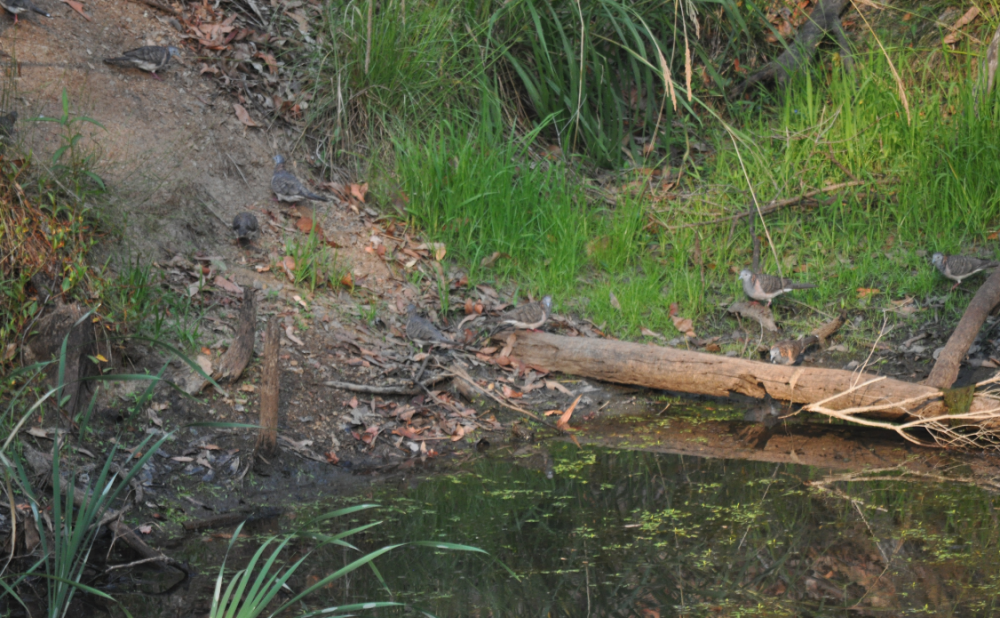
[
  {"left": 232, "top": 212, "right": 258, "bottom": 243},
  {"left": 270, "top": 155, "right": 329, "bottom": 204},
  {"left": 770, "top": 335, "right": 819, "bottom": 365},
  {"left": 405, "top": 304, "right": 452, "bottom": 346},
  {"left": 739, "top": 269, "right": 815, "bottom": 307},
  {"left": 0, "top": 0, "right": 49, "bottom": 24},
  {"left": 494, "top": 295, "right": 553, "bottom": 332},
  {"left": 931, "top": 253, "right": 1000, "bottom": 291},
  {"left": 103, "top": 46, "right": 180, "bottom": 78},
  {"left": 0, "top": 110, "right": 17, "bottom": 142}
]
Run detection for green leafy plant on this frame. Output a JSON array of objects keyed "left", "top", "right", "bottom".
[
  {"left": 210, "top": 507, "right": 487, "bottom": 618},
  {"left": 285, "top": 229, "right": 350, "bottom": 293},
  {"left": 34, "top": 89, "right": 106, "bottom": 202}
]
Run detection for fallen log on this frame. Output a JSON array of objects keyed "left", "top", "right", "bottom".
[
  {"left": 508, "top": 331, "right": 1000, "bottom": 424},
  {"left": 923, "top": 268, "right": 1000, "bottom": 389}
]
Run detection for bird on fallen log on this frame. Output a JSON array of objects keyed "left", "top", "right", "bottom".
[
  {"left": 232, "top": 212, "right": 258, "bottom": 243},
  {"left": 931, "top": 253, "right": 1000, "bottom": 291},
  {"left": 405, "top": 304, "right": 452, "bottom": 346},
  {"left": 740, "top": 394, "right": 781, "bottom": 450},
  {"left": 103, "top": 46, "right": 180, "bottom": 78},
  {"left": 271, "top": 155, "right": 330, "bottom": 204},
  {"left": 0, "top": 0, "right": 48, "bottom": 24},
  {"left": 491, "top": 295, "right": 553, "bottom": 334},
  {"left": 770, "top": 335, "right": 819, "bottom": 365},
  {"left": 739, "top": 269, "right": 816, "bottom": 307}
]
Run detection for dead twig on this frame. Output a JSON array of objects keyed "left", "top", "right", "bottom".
[
  {"left": 654, "top": 179, "right": 893, "bottom": 230},
  {"left": 322, "top": 374, "right": 450, "bottom": 396}
]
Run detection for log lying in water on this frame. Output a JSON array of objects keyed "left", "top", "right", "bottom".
[{"left": 509, "top": 331, "right": 1000, "bottom": 422}]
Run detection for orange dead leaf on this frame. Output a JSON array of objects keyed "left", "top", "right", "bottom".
[
  {"left": 671, "top": 314, "right": 696, "bottom": 337},
  {"left": 60, "top": 0, "right": 91, "bottom": 20},
  {"left": 233, "top": 103, "right": 259, "bottom": 127},
  {"left": 349, "top": 183, "right": 368, "bottom": 203},
  {"left": 857, "top": 287, "right": 880, "bottom": 298},
  {"left": 256, "top": 51, "right": 279, "bottom": 74},
  {"left": 340, "top": 272, "right": 354, "bottom": 288},
  {"left": 557, "top": 395, "right": 582, "bottom": 430},
  {"left": 281, "top": 256, "right": 295, "bottom": 281},
  {"left": 296, "top": 217, "right": 324, "bottom": 237}
]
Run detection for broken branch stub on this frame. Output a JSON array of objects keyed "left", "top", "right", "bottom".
[
  {"left": 923, "top": 267, "right": 1000, "bottom": 389},
  {"left": 213, "top": 291, "right": 256, "bottom": 383},
  {"left": 256, "top": 316, "right": 280, "bottom": 459}
]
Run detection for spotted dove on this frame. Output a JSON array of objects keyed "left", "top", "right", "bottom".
[
  {"left": 739, "top": 269, "right": 815, "bottom": 307},
  {"left": 271, "top": 155, "right": 329, "bottom": 203},
  {"left": 103, "top": 46, "right": 180, "bottom": 78},
  {"left": 769, "top": 335, "right": 819, "bottom": 365},
  {"left": 405, "top": 304, "right": 452, "bottom": 346},
  {"left": 931, "top": 253, "right": 1000, "bottom": 290},
  {"left": 0, "top": 0, "right": 48, "bottom": 24}
]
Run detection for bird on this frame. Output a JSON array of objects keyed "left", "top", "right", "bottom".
[
  {"left": 0, "top": 0, "right": 48, "bottom": 24},
  {"left": 103, "top": 46, "right": 180, "bottom": 78},
  {"left": 740, "top": 394, "right": 781, "bottom": 450},
  {"left": 494, "top": 296, "right": 553, "bottom": 332},
  {"left": 232, "top": 212, "right": 258, "bottom": 243},
  {"left": 405, "top": 305, "right": 452, "bottom": 346},
  {"left": 739, "top": 269, "right": 816, "bottom": 307},
  {"left": 931, "top": 253, "right": 1000, "bottom": 290},
  {"left": 770, "top": 335, "right": 819, "bottom": 365},
  {"left": 0, "top": 110, "right": 17, "bottom": 142},
  {"left": 270, "top": 155, "right": 329, "bottom": 204}
]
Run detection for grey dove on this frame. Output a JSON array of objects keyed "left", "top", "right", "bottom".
[
  {"left": 931, "top": 253, "right": 1000, "bottom": 290},
  {"left": 0, "top": 110, "right": 17, "bottom": 142},
  {"left": 495, "top": 296, "right": 553, "bottom": 331},
  {"left": 232, "top": 212, "right": 259, "bottom": 242},
  {"left": 271, "top": 155, "right": 329, "bottom": 203},
  {"left": 0, "top": 0, "right": 48, "bottom": 24},
  {"left": 769, "top": 335, "right": 819, "bottom": 366},
  {"left": 405, "top": 304, "right": 452, "bottom": 345},
  {"left": 103, "top": 46, "right": 180, "bottom": 78},
  {"left": 739, "top": 269, "right": 816, "bottom": 307}
]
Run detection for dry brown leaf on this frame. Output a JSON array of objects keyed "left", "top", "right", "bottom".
[
  {"left": 349, "top": 183, "right": 368, "bottom": 203},
  {"left": 671, "top": 315, "right": 696, "bottom": 338},
  {"left": 428, "top": 242, "right": 446, "bottom": 261},
  {"left": 857, "top": 287, "right": 880, "bottom": 298},
  {"left": 233, "top": 103, "right": 259, "bottom": 127},
  {"left": 296, "top": 217, "right": 324, "bottom": 237},
  {"left": 60, "top": 0, "right": 91, "bottom": 20},
  {"left": 340, "top": 272, "right": 353, "bottom": 288},
  {"left": 289, "top": 10, "right": 310, "bottom": 33},
  {"left": 609, "top": 291, "right": 622, "bottom": 311},
  {"left": 213, "top": 276, "right": 242, "bottom": 295},
  {"left": 943, "top": 6, "right": 979, "bottom": 45},
  {"left": 545, "top": 380, "right": 573, "bottom": 396},
  {"left": 480, "top": 251, "right": 508, "bottom": 268},
  {"left": 641, "top": 326, "right": 665, "bottom": 340},
  {"left": 282, "top": 256, "right": 296, "bottom": 281},
  {"left": 256, "top": 51, "right": 278, "bottom": 74},
  {"left": 285, "top": 326, "right": 304, "bottom": 346},
  {"left": 196, "top": 354, "right": 213, "bottom": 376},
  {"left": 557, "top": 395, "right": 582, "bottom": 430}
]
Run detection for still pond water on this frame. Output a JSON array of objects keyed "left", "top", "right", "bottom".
[{"left": 125, "top": 440, "right": 1000, "bottom": 617}]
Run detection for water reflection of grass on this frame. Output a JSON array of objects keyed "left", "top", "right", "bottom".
[{"left": 289, "top": 444, "right": 1000, "bottom": 616}]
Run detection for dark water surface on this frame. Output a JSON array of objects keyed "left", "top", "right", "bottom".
[{"left": 121, "top": 440, "right": 1000, "bottom": 617}]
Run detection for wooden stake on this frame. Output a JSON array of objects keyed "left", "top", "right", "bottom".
[{"left": 256, "top": 316, "right": 280, "bottom": 459}]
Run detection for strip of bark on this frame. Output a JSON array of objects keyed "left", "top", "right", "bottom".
[
  {"left": 731, "top": 0, "right": 850, "bottom": 96},
  {"left": 508, "top": 332, "right": 1000, "bottom": 421},
  {"left": 923, "top": 268, "right": 1000, "bottom": 389},
  {"left": 213, "top": 291, "right": 256, "bottom": 383},
  {"left": 256, "top": 316, "right": 280, "bottom": 459}
]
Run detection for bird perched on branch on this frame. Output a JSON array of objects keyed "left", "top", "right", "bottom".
[
  {"left": 103, "top": 46, "right": 180, "bottom": 78},
  {"left": 232, "top": 212, "right": 258, "bottom": 243},
  {"left": 770, "top": 335, "right": 819, "bottom": 365},
  {"left": 0, "top": 0, "right": 48, "bottom": 24},
  {"left": 493, "top": 296, "right": 553, "bottom": 333},
  {"left": 931, "top": 253, "right": 1000, "bottom": 291},
  {"left": 739, "top": 269, "right": 815, "bottom": 307},
  {"left": 271, "top": 155, "right": 329, "bottom": 204},
  {"left": 405, "top": 304, "right": 452, "bottom": 346}
]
